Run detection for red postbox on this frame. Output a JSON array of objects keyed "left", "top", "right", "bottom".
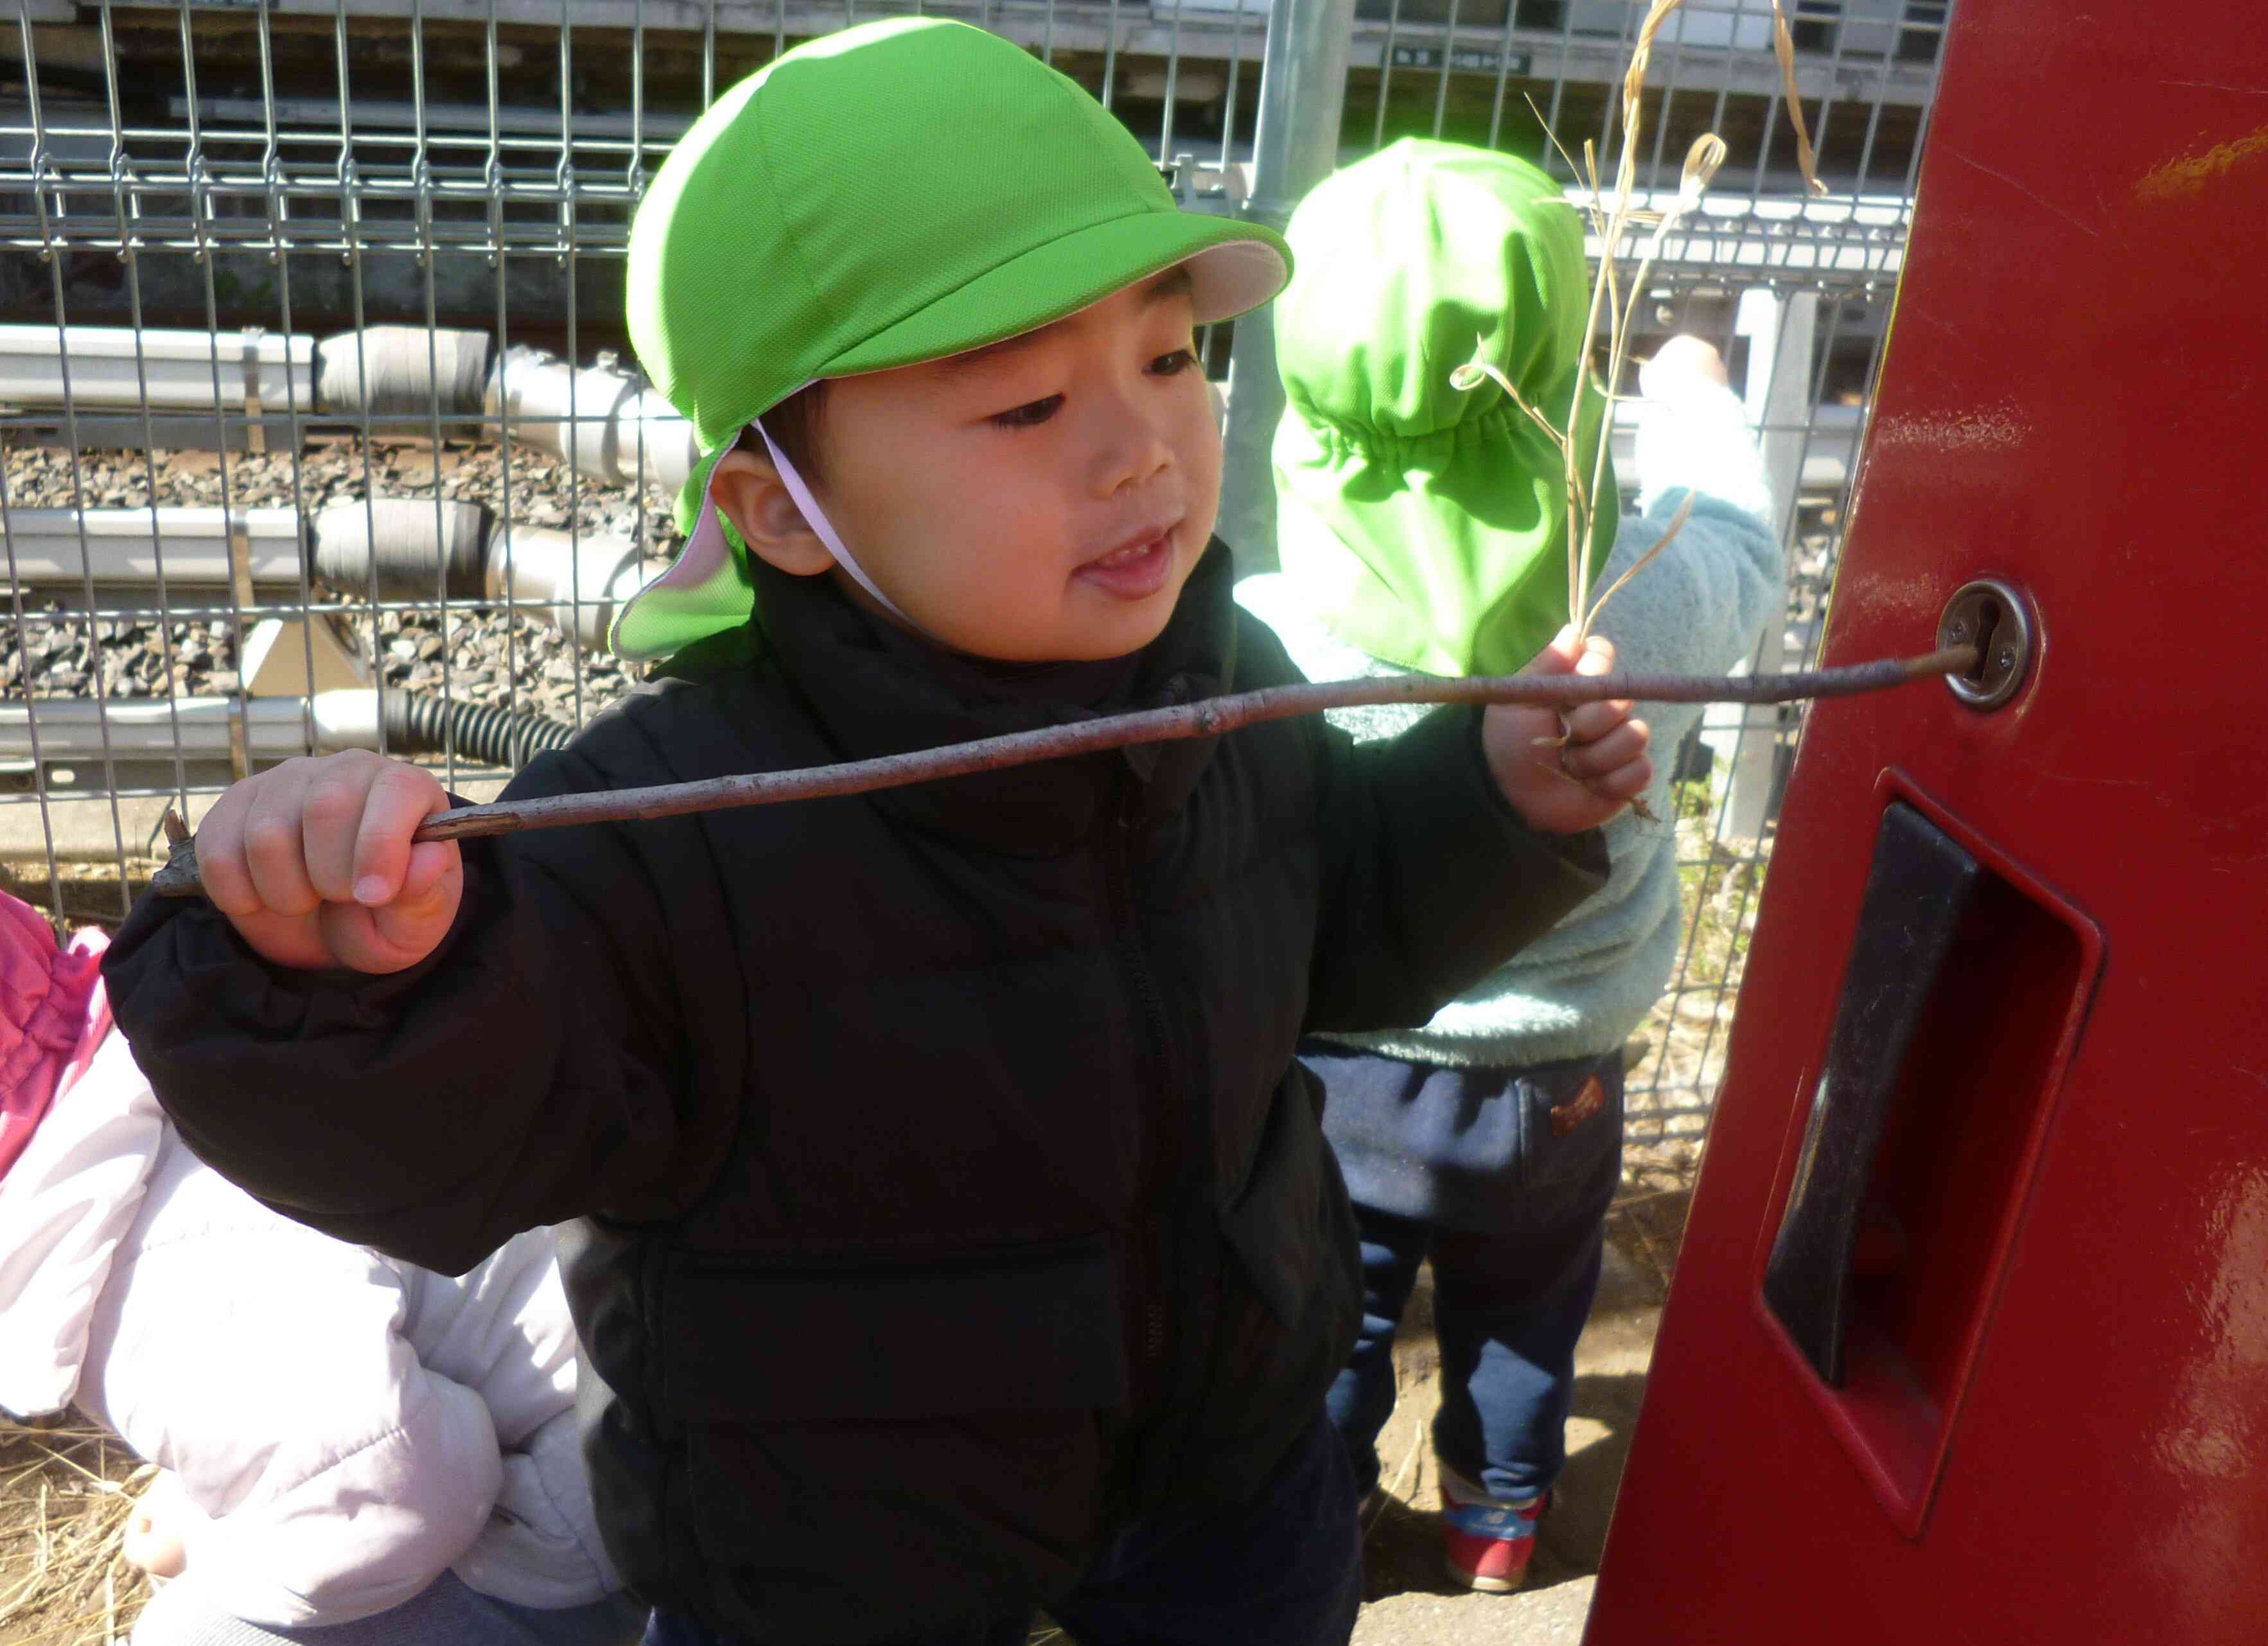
[{"left": 1584, "top": 4, "right": 2268, "bottom": 1642}]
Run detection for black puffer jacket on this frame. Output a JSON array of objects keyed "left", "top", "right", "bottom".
[{"left": 105, "top": 545, "right": 1604, "bottom": 1643}]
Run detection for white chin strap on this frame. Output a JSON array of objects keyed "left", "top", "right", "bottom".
[{"left": 748, "top": 419, "right": 919, "bottom": 630}]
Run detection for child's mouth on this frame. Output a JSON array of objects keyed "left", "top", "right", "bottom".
[{"left": 1076, "top": 527, "right": 1177, "bottom": 600}]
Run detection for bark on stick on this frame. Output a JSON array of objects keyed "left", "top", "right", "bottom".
[{"left": 150, "top": 644, "right": 1976, "bottom": 898}]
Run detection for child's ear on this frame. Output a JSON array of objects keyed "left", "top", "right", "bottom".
[{"left": 708, "top": 450, "right": 836, "bottom": 577}]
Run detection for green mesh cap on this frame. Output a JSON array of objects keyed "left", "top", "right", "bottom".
[
  {"left": 613, "top": 17, "right": 1291, "bottom": 661},
  {"left": 1272, "top": 138, "right": 1615, "bottom": 679}
]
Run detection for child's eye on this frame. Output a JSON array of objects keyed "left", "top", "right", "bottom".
[
  {"left": 1150, "top": 349, "right": 1199, "bottom": 377},
  {"left": 990, "top": 394, "right": 1064, "bottom": 430}
]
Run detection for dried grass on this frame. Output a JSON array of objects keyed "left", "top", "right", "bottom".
[
  {"left": 0, "top": 1417, "right": 152, "bottom": 1646},
  {"left": 1770, "top": 0, "right": 1831, "bottom": 198}
]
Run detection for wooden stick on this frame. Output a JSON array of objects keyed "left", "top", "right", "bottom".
[{"left": 149, "top": 645, "right": 1976, "bottom": 898}]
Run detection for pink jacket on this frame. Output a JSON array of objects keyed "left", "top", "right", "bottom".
[{"left": 0, "top": 893, "right": 106, "bottom": 1183}]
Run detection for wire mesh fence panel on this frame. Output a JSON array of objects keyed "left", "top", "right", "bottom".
[{"left": 0, "top": 0, "right": 1948, "bottom": 1148}]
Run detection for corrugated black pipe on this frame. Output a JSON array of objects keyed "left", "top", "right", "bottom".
[{"left": 382, "top": 692, "right": 576, "bottom": 769}]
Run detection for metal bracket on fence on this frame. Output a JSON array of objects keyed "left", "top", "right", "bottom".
[
  {"left": 225, "top": 703, "right": 252, "bottom": 782},
  {"left": 240, "top": 325, "right": 267, "bottom": 454},
  {"left": 226, "top": 507, "right": 256, "bottom": 619}
]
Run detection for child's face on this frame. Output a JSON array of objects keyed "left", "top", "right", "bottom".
[{"left": 732, "top": 267, "right": 1221, "bottom": 662}]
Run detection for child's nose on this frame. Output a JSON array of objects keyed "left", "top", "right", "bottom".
[{"left": 1085, "top": 382, "right": 1175, "bottom": 500}]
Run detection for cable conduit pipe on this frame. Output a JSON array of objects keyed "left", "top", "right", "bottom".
[
  {"left": 0, "top": 690, "right": 577, "bottom": 769},
  {"left": 4, "top": 502, "right": 648, "bottom": 648},
  {"left": 0, "top": 326, "right": 696, "bottom": 492}
]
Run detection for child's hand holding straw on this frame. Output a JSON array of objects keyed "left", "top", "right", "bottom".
[{"left": 1482, "top": 629, "right": 1653, "bottom": 834}]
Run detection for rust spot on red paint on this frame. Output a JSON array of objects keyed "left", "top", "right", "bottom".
[{"left": 2137, "top": 125, "right": 2268, "bottom": 202}]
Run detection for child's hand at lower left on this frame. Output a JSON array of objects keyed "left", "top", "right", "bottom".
[
  {"left": 122, "top": 1469, "right": 190, "bottom": 1580},
  {"left": 1482, "top": 627, "right": 1653, "bottom": 834}
]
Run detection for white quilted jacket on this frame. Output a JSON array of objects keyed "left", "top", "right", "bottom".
[{"left": 0, "top": 1003, "right": 620, "bottom": 1627}]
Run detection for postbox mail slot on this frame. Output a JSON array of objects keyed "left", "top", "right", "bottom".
[{"left": 1761, "top": 791, "right": 2102, "bottom": 1536}]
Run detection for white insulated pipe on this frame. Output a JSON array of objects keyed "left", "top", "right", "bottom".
[
  {"left": 0, "top": 693, "right": 376, "bottom": 763},
  {"left": 482, "top": 526, "right": 651, "bottom": 648},
  {"left": 0, "top": 323, "right": 484, "bottom": 428},
  {"left": 299, "top": 500, "right": 648, "bottom": 648},
  {"left": 486, "top": 344, "right": 699, "bottom": 496},
  {"left": 0, "top": 324, "right": 314, "bottom": 416},
  {"left": 0, "top": 325, "right": 696, "bottom": 495},
  {"left": 1, "top": 506, "right": 307, "bottom": 586},
  {"left": 3, "top": 504, "right": 648, "bottom": 649}
]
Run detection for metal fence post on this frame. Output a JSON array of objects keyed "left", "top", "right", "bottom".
[
  {"left": 1215, "top": 0, "right": 1355, "bottom": 575},
  {"left": 1704, "top": 283, "right": 1820, "bottom": 843}
]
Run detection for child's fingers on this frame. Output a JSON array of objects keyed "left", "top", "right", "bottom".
[
  {"left": 325, "top": 839, "right": 462, "bottom": 974},
  {"left": 1523, "top": 625, "right": 1583, "bottom": 677},
  {"left": 394, "top": 839, "right": 459, "bottom": 909},
  {"left": 1563, "top": 697, "right": 1635, "bottom": 744},
  {"left": 191, "top": 782, "right": 263, "bottom": 920},
  {"left": 350, "top": 760, "right": 447, "bottom": 906},
  {"left": 1527, "top": 634, "right": 1628, "bottom": 734},
  {"left": 374, "top": 840, "right": 465, "bottom": 952},
  {"left": 240, "top": 765, "right": 322, "bottom": 917},
  {"left": 1585, "top": 751, "right": 1657, "bottom": 803},
  {"left": 300, "top": 756, "right": 382, "bottom": 904},
  {"left": 1559, "top": 719, "right": 1650, "bottom": 780}
]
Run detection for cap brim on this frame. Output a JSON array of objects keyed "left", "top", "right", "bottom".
[
  {"left": 825, "top": 211, "right": 1288, "bottom": 379},
  {"left": 615, "top": 213, "right": 1288, "bottom": 663}
]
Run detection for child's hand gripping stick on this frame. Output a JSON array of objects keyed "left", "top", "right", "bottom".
[
  {"left": 164, "top": 750, "right": 466, "bottom": 974},
  {"left": 1482, "top": 629, "right": 1657, "bottom": 835}
]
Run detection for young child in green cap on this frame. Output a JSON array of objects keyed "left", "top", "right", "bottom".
[
  {"left": 101, "top": 24, "right": 1652, "bottom": 1646},
  {"left": 1239, "top": 137, "right": 1784, "bottom": 1594}
]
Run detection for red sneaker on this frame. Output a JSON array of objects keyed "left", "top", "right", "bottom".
[{"left": 1439, "top": 1463, "right": 1547, "bottom": 1593}]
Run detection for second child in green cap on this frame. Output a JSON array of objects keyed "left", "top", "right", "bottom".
[
  {"left": 101, "top": 24, "right": 1651, "bottom": 1646},
  {"left": 1241, "top": 137, "right": 1784, "bottom": 1596}
]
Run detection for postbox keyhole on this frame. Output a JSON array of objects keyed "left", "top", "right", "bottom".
[
  {"left": 1937, "top": 580, "right": 2034, "bottom": 710},
  {"left": 1958, "top": 599, "right": 2003, "bottom": 692}
]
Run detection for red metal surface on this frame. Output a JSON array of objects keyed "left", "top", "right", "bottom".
[{"left": 1585, "top": 3, "right": 2268, "bottom": 1640}]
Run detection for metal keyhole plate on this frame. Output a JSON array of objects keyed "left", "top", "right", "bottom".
[{"left": 1937, "top": 579, "right": 2034, "bottom": 710}]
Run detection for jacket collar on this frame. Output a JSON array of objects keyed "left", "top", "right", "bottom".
[{"left": 737, "top": 540, "right": 1242, "bottom": 852}]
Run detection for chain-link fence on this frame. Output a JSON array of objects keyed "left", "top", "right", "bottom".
[{"left": 0, "top": 0, "right": 1949, "bottom": 1157}]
